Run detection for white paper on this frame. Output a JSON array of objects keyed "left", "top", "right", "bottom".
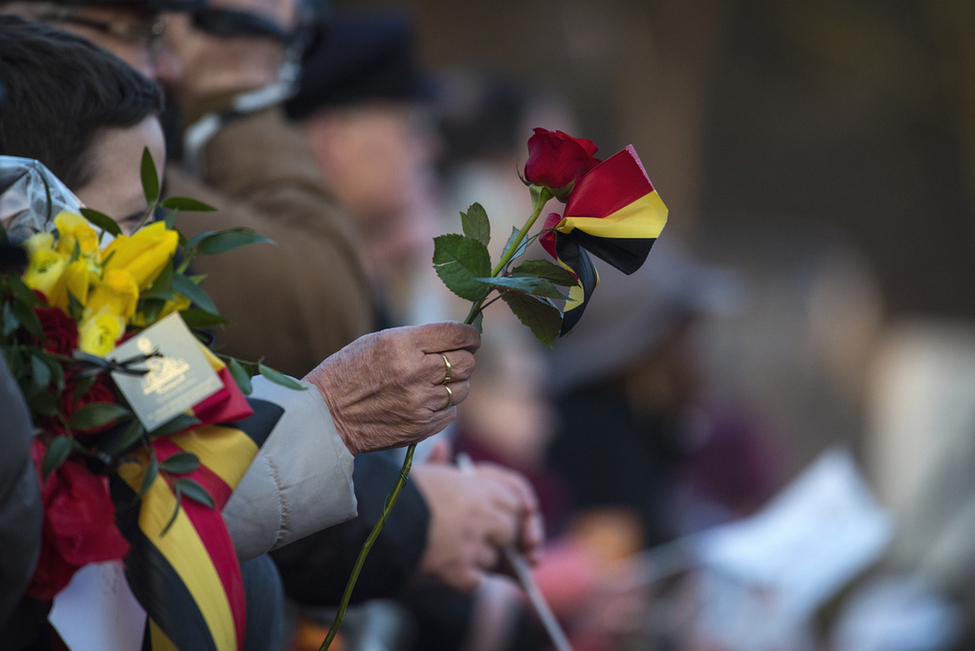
[
  {"left": 49, "top": 561, "right": 147, "bottom": 651},
  {"left": 694, "top": 446, "right": 893, "bottom": 623}
]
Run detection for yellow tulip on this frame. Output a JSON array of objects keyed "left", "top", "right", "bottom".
[
  {"left": 87, "top": 269, "right": 140, "bottom": 321},
  {"left": 23, "top": 247, "right": 68, "bottom": 298},
  {"left": 55, "top": 211, "right": 100, "bottom": 257},
  {"left": 102, "top": 221, "right": 178, "bottom": 291},
  {"left": 47, "top": 259, "right": 91, "bottom": 313},
  {"left": 131, "top": 294, "right": 190, "bottom": 328},
  {"left": 78, "top": 305, "right": 126, "bottom": 356}
]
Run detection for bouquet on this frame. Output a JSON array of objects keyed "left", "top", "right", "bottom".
[
  {"left": 320, "top": 128, "right": 668, "bottom": 649},
  {"left": 0, "top": 152, "right": 298, "bottom": 651}
]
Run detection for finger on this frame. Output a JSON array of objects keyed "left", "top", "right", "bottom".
[
  {"left": 425, "top": 350, "right": 475, "bottom": 385},
  {"left": 474, "top": 540, "right": 501, "bottom": 572},
  {"left": 415, "top": 322, "right": 481, "bottom": 354}
]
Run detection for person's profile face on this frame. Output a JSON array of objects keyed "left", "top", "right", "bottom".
[{"left": 74, "top": 116, "right": 166, "bottom": 234}]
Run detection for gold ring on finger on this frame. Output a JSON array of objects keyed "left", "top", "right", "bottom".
[
  {"left": 439, "top": 384, "right": 454, "bottom": 411},
  {"left": 440, "top": 353, "right": 452, "bottom": 385}
]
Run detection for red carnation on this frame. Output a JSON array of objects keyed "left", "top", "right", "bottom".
[
  {"left": 33, "top": 306, "right": 78, "bottom": 356},
  {"left": 524, "top": 128, "right": 601, "bottom": 200},
  {"left": 26, "top": 439, "right": 130, "bottom": 601}
]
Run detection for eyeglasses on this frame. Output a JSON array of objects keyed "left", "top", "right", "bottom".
[
  {"left": 37, "top": 11, "right": 167, "bottom": 51},
  {"left": 191, "top": 8, "right": 292, "bottom": 44}
]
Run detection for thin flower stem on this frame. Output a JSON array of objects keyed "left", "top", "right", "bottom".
[{"left": 318, "top": 442, "right": 418, "bottom": 651}]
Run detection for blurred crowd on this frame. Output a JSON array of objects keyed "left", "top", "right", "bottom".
[{"left": 3, "top": 0, "right": 975, "bottom": 650}]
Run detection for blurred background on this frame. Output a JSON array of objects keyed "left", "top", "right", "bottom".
[{"left": 292, "top": 1, "right": 975, "bottom": 649}]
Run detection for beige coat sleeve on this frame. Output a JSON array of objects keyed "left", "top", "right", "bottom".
[{"left": 224, "top": 376, "right": 357, "bottom": 561}]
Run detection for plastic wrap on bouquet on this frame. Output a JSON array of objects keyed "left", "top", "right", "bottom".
[{"left": 0, "top": 156, "right": 84, "bottom": 240}]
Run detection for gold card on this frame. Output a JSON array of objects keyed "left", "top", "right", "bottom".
[{"left": 108, "top": 312, "right": 223, "bottom": 432}]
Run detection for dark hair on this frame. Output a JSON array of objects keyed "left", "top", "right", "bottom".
[{"left": 0, "top": 15, "right": 164, "bottom": 189}]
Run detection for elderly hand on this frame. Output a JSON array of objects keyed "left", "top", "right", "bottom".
[
  {"left": 302, "top": 322, "right": 480, "bottom": 456},
  {"left": 411, "top": 458, "right": 544, "bottom": 592}
]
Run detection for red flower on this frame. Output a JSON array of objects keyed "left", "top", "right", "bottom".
[
  {"left": 524, "top": 128, "right": 601, "bottom": 200},
  {"left": 539, "top": 212, "right": 564, "bottom": 262},
  {"left": 33, "top": 306, "right": 79, "bottom": 356},
  {"left": 26, "top": 439, "right": 130, "bottom": 601},
  {"left": 40, "top": 374, "right": 118, "bottom": 437}
]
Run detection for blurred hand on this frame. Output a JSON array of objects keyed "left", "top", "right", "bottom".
[
  {"left": 412, "top": 459, "right": 544, "bottom": 592},
  {"left": 303, "top": 322, "right": 480, "bottom": 456}
]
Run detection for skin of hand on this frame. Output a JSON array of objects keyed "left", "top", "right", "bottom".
[
  {"left": 302, "top": 322, "right": 480, "bottom": 456},
  {"left": 411, "top": 456, "right": 545, "bottom": 593}
]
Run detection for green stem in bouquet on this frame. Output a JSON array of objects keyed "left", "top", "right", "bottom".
[{"left": 464, "top": 185, "right": 552, "bottom": 324}]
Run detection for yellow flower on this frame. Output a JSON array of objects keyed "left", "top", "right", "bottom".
[
  {"left": 24, "top": 232, "right": 55, "bottom": 259},
  {"left": 87, "top": 269, "right": 140, "bottom": 321},
  {"left": 23, "top": 247, "right": 68, "bottom": 298},
  {"left": 102, "top": 221, "right": 178, "bottom": 291},
  {"left": 47, "top": 259, "right": 91, "bottom": 313},
  {"left": 78, "top": 305, "right": 126, "bottom": 356},
  {"left": 55, "top": 211, "right": 99, "bottom": 257}
]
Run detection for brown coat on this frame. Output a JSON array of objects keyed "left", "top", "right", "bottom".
[{"left": 166, "top": 107, "right": 375, "bottom": 377}]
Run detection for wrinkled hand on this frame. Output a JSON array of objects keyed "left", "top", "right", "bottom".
[
  {"left": 412, "top": 460, "right": 544, "bottom": 592},
  {"left": 303, "top": 322, "right": 480, "bottom": 456}
]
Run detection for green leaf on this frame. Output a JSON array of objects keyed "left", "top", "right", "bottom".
[
  {"left": 258, "top": 363, "right": 306, "bottom": 390},
  {"left": 165, "top": 208, "right": 179, "bottom": 231},
  {"left": 500, "top": 292, "right": 563, "bottom": 348},
  {"left": 69, "top": 402, "right": 131, "bottom": 431},
  {"left": 30, "top": 354, "right": 51, "bottom": 391},
  {"left": 141, "top": 147, "right": 160, "bottom": 206},
  {"left": 10, "top": 294, "right": 43, "bottom": 340},
  {"left": 138, "top": 298, "right": 166, "bottom": 325},
  {"left": 160, "top": 451, "right": 200, "bottom": 475},
  {"left": 0, "top": 223, "right": 7, "bottom": 246},
  {"left": 2, "top": 301, "right": 20, "bottom": 337},
  {"left": 511, "top": 259, "right": 578, "bottom": 287},
  {"left": 161, "top": 491, "right": 181, "bottom": 535},
  {"left": 139, "top": 453, "right": 159, "bottom": 499},
  {"left": 227, "top": 358, "right": 253, "bottom": 395},
  {"left": 42, "top": 435, "right": 75, "bottom": 479},
  {"left": 461, "top": 203, "right": 490, "bottom": 247},
  {"left": 142, "top": 261, "right": 174, "bottom": 299},
  {"left": 29, "top": 391, "right": 60, "bottom": 417},
  {"left": 171, "top": 273, "right": 217, "bottom": 314},
  {"left": 179, "top": 309, "right": 228, "bottom": 329},
  {"left": 499, "top": 226, "right": 529, "bottom": 265},
  {"left": 148, "top": 413, "right": 201, "bottom": 438},
  {"left": 160, "top": 197, "right": 217, "bottom": 212},
  {"left": 175, "top": 478, "right": 215, "bottom": 509},
  {"left": 191, "top": 228, "right": 275, "bottom": 256},
  {"left": 80, "top": 208, "right": 122, "bottom": 238},
  {"left": 471, "top": 275, "right": 568, "bottom": 300},
  {"left": 9, "top": 276, "right": 44, "bottom": 307},
  {"left": 112, "top": 419, "right": 146, "bottom": 455},
  {"left": 470, "top": 311, "right": 483, "bottom": 333},
  {"left": 72, "top": 374, "right": 98, "bottom": 401},
  {"left": 432, "top": 234, "right": 493, "bottom": 302},
  {"left": 69, "top": 239, "right": 81, "bottom": 264}
]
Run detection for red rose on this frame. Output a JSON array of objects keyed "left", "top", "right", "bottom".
[
  {"left": 33, "top": 306, "right": 79, "bottom": 355},
  {"left": 524, "top": 128, "right": 601, "bottom": 200},
  {"left": 539, "top": 212, "right": 564, "bottom": 261},
  {"left": 26, "top": 439, "right": 130, "bottom": 601}
]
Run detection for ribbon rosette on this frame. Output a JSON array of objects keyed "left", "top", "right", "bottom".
[{"left": 539, "top": 145, "right": 668, "bottom": 334}]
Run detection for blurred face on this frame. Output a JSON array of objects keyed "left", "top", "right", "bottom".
[
  {"left": 2, "top": 2, "right": 182, "bottom": 83},
  {"left": 74, "top": 116, "right": 166, "bottom": 234}
]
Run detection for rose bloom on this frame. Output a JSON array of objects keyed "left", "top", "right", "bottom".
[
  {"left": 524, "top": 128, "right": 601, "bottom": 200},
  {"left": 78, "top": 305, "right": 126, "bottom": 356},
  {"left": 33, "top": 306, "right": 79, "bottom": 356},
  {"left": 101, "top": 221, "right": 178, "bottom": 291},
  {"left": 26, "top": 438, "right": 130, "bottom": 601}
]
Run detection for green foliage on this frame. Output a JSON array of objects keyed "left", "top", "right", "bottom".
[
  {"left": 140, "top": 147, "right": 160, "bottom": 206},
  {"left": 112, "top": 419, "right": 146, "bottom": 456},
  {"left": 227, "top": 358, "right": 253, "bottom": 395},
  {"left": 500, "top": 226, "right": 530, "bottom": 264},
  {"left": 160, "top": 451, "right": 201, "bottom": 475},
  {"left": 471, "top": 275, "right": 568, "bottom": 300},
  {"left": 432, "top": 234, "right": 492, "bottom": 302},
  {"left": 259, "top": 363, "right": 306, "bottom": 390},
  {"left": 500, "top": 292, "right": 563, "bottom": 348},
  {"left": 148, "top": 414, "right": 202, "bottom": 438},
  {"left": 175, "top": 478, "right": 214, "bottom": 509},
  {"left": 41, "top": 435, "right": 75, "bottom": 479},
  {"left": 511, "top": 259, "right": 577, "bottom": 286},
  {"left": 186, "top": 228, "right": 275, "bottom": 255},
  {"left": 138, "top": 453, "right": 159, "bottom": 499},
  {"left": 160, "top": 197, "right": 216, "bottom": 213},
  {"left": 80, "top": 208, "right": 122, "bottom": 238},
  {"left": 461, "top": 203, "right": 491, "bottom": 247},
  {"left": 179, "top": 309, "right": 228, "bottom": 329},
  {"left": 171, "top": 273, "right": 217, "bottom": 314},
  {"left": 69, "top": 402, "right": 131, "bottom": 431}
]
